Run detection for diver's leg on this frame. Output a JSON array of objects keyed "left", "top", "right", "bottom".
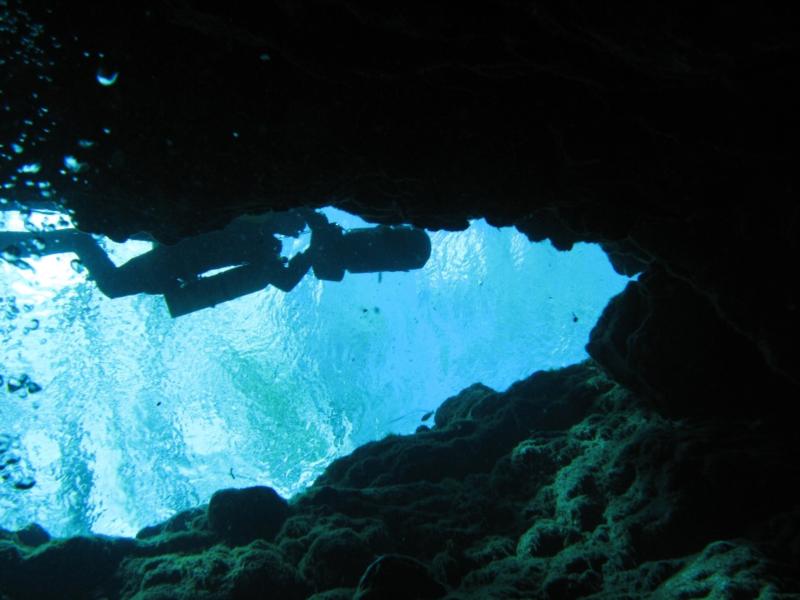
[
  {"left": 163, "top": 263, "right": 277, "bottom": 317},
  {"left": 163, "top": 253, "right": 312, "bottom": 317},
  {"left": 67, "top": 235, "right": 143, "bottom": 297}
]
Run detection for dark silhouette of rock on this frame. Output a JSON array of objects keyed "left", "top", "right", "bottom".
[
  {"left": 354, "top": 554, "right": 446, "bottom": 599},
  {"left": 587, "top": 268, "right": 787, "bottom": 417},
  {"left": 207, "top": 486, "right": 290, "bottom": 545},
  {"left": 14, "top": 524, "right": 50, "bottom": 548}
]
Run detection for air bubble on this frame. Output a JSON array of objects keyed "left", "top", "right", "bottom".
[
  {"left": 2, "top": 245, "right": 21, "bottom": 260},
  {"left": 6, "top": 376, "right": 26, "bottom": 393},
  {"left": 23, "top": 318, "right": 40, "bottom": 334},
  {"left": 70, "top": 258, "right": 86, "bottom": 273},
  {"left": 13, "top": 476, "right": 35, "bottom": 490},
  {"left": 63, "top": 155, "right": 83, "bottom": 173},
  {"left": 17, "top": 163, "right": 40, "bottom": 174},
  {"left": 96, "top": 67, "right": 119, "bottom": 86}
]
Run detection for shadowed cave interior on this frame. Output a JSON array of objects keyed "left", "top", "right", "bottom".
[{"left": 1, "top": 2, "right": 799, "bottom": 599}]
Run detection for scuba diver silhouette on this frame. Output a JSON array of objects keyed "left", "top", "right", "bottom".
[{"left": 0, "top": 208, "right": 431, "bottom": 317}]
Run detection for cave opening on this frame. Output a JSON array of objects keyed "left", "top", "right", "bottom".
[{"left": 0, "top": 205, "right": 630, "bottom": 538}]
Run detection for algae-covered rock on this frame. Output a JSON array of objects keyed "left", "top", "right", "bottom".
[
  {"left": 354, "top": 554, "right": 446, "bottom": 599},
  {"left": 207, "top": 486, "right": 290, "bottom": 545},
  {"left": 14, "top": 524, "right": 50, "bottom": 548},
  {"left": 136, "top": 507, "right": 207, "bottom": 541},
  {"left": 299, "top": 527, "right": 375, "bottom": 590},
  {"left": 119, "top": 541, "right": 308, "bottom": 600},
  {"left": 3, "top": 535, "right": 136, "bottom": 600}
]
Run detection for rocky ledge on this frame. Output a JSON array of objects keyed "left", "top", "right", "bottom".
[{"left": 2, "top": 361, "right": 798, "bottom": 599}]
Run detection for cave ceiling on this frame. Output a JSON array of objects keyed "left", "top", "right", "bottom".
[{"left": 3, "top": 1, "right": 799, "bottom": 409}]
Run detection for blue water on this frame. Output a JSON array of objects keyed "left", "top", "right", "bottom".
[{"left": 0, "top": 207, "right": 630, "bottom": 537}]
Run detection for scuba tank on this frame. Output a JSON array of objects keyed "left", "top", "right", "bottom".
[{"left": 311, "top": 224, "right": 431, "bottom": 281}]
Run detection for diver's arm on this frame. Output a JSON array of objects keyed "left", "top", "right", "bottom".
[
  {"left": 269, "top": 250, "right": 313, "bottom": 292},
  {"left": 302, "top": 208, "right": 330, "bottom": 232}
]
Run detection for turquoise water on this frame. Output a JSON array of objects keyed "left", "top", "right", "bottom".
[{"left": 0, "top": 207, "right": 630, "bottom": 537}]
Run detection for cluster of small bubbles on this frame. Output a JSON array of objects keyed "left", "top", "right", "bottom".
[
  {"left": 1, "top": 297, "right": 19, "bottom": 343},
  {"left": 1, "top": 244, "right": 35, "bottom": 271},
  {"left": 2, "top": 295, "right": 19, "bottom": 318},
  {"left": 17, "top": 162, "right": 41, "bottom": 174},
  {"left": 0, "top": 4, "right": 67, "bottom": 199},
  {"left": 5, "top": 374, "right": 42, "bottom": 395},
  {"left": 0, "top": 433, "right": 36, "bottom": 491}
]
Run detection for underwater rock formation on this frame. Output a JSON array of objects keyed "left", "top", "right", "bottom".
[{"left": 2, "top": 362, "right": 798, "bottom": 598}]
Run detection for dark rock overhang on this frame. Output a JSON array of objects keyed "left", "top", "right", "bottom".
[{"left": 3, "top": 1, "right": 799, "bottom": 414}]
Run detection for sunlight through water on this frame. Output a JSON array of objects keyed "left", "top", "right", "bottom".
[{"left": 0, "top": 207, "right": 631, "bottom": 537}]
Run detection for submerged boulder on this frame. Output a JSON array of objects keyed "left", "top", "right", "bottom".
[
  {"left": 354, "top": 554, "right": 446, "bottom": 599},
  {"left": 207, "top": 486, "right": 290, "bottom": 545}
]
